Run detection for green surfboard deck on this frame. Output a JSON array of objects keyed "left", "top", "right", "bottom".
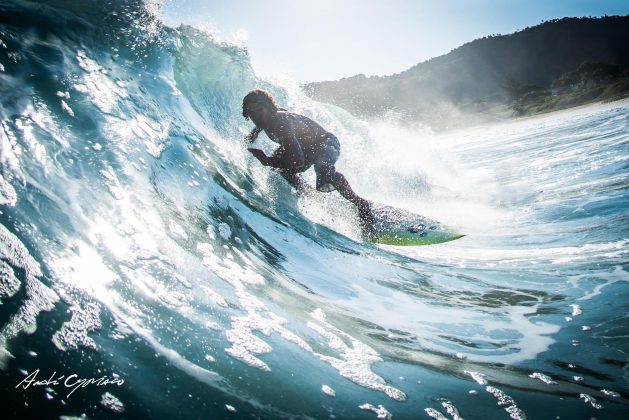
[{"left": 363, "top": 202, "right": 464, "bottom": 246}]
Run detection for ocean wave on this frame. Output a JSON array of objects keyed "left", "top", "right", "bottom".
[{"left": 1, "top": 1, "right": 628, "bottom": 417}]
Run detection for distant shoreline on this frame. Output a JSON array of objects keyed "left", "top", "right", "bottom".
[
  {"left": 439, "top": 96, "right": 629, "bottom": 134},
  {"left": 512, "top": 96, "right": 629, "bottom": 123}
]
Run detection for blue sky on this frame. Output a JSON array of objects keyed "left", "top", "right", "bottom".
[{"left": 161, "top": 0, "right": 629, "bottom": 82}]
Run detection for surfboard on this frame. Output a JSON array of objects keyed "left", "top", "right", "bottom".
[{"left": 362, "top": 202, "right": 464, "bottom": 246}]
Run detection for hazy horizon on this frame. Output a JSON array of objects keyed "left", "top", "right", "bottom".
[{"left": 161, "top": 0, "right": 628, "bottom": 83}]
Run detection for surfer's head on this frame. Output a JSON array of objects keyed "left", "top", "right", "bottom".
[{"left": 242, "top": 89, "right": 278, "bottom": 124}]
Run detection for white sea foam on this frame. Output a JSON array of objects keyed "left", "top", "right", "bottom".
[
  {"left": 0, "top": 260, "right": 21, "bottom": 299},
  {"left": 168, "top": 221, "right": 188, "bottom": 239},
  {"left": 528, "top": 372, "right": 556, "bottom": 385},
  {"left": 358, "top": 403, "right": 392, "bottom": 419},
  {"left": 101, "top": 392, "right": 125, "bottom": 413},
  {"left": 75, "top": 50, "right": 126, "bottom": 115},
  {"left": 579, "top": 393, "right": 602, "bottom": 409},
  {"left": 218, "top": 222, "right": 232, "bottom": 240},
  {"left": 201, "top": 285, "right": 228, "bottom": 307},
  {"left": 570, "top": 266, "right": 629, "bottom": 301},
  {"left": 425, "top": 408, "right": 448, "bottom": 420},
  {"left": 441, "top": 400, "right": 463, "bottom": 420},
  {"left": 569, "top": 304, "right": 582, "bottom": 316},
  {"left": 600, "top": 389, "right": 620, "bottom": 398},
  {"left": 0, "top": 173, "right": 17, "bottom": 206},
  {"left": 52, "top": 302, "right": 101, "bottom": 351},
  {"left": 485, "top": 386, "right": 527, "bottom": 420},
  {"left": 197, "top": 239, "right": 315, "bottom": 374},
  {"left": 308, "top": 309, "right": 406, "bottom": 401},
  {"left": 465, "top": 370, "right": 488, "bottom": 385},
  {"left": 321, "top": 384, "right": 336, "bottom": 397},
  {"left": 60, "top": 100, "right": 74, "bottom": 117},
  {"left": 0, "top": 224, "right": 58, "bottom": 368}
]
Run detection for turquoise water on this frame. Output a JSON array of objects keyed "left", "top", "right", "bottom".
[{"left": 0, "top": 1, "right": 628, "bottom": 418}]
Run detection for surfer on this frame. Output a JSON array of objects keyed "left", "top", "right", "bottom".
[{"left": 242, "top": 89, "right": 373, "bottom": 225}]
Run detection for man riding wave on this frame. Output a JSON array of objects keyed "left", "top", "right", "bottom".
[{"left": 242, "top": 89, "right": 372, "bottom": 225}]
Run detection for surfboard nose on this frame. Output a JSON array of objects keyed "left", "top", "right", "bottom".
[{"left": 364, "top": 202, "right": 465, "bottom": 246}]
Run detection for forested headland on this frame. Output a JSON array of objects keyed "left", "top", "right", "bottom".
[{"left": 303, "top": 15, "right": 629, "bottom": 128}]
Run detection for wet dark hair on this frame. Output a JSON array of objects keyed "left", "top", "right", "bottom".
[{"left": 242, "top": 89, "right": 278, "bottom": 120}]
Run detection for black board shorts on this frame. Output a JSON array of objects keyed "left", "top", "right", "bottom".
[{"left": 314, "top": 134, "right": 341, "bottom": 192}]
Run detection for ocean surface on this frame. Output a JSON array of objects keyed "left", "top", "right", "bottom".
[{"left": 0, "top": 1, "right": 627, "bottom": 419}]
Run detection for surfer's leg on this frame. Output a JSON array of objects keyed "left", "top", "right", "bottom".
[
  {"left": 314, "top": 135, "right": 373, "bottom": 225},
  {"left": 331, "top": 173, "right": 369, "bottom": 206},
  {"left": 313, "top": 139, "right": 340, "bottom": 192},
  {"left": 330, "top": 172, "right": 373, "bottom": 226}
]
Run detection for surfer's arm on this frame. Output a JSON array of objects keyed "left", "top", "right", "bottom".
[
  {"left": 247, "top": 146, "right": 291, "bottom": 166},
  {"left": 263, "top": 117, "right": 305, "bottom": 169},
  {"left": 248, "top": 147, "right": 303, "bottom": 169},
  {"left": 245, "top": 127, "right": 262, "bottom": 144}
]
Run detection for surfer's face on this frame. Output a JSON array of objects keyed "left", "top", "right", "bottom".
[{"left": 245, "top": 102, "right": 270, "bottom": 126}]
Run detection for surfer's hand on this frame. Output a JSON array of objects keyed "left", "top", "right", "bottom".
[{"left": 248, "top": 148, "right": 269, "bottom": 165}]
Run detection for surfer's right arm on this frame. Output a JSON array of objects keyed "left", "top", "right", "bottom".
[{"left": 245, "top": 127, "right": 262, "bottom": 144}]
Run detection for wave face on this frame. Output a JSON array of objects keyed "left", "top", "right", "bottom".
[{"left": 1, "top": 1, "right": 628, "bottom": 418}]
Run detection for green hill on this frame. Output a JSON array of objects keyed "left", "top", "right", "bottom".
[{"left": 303, "top": 16, "right": 629, "bottom": 127}]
